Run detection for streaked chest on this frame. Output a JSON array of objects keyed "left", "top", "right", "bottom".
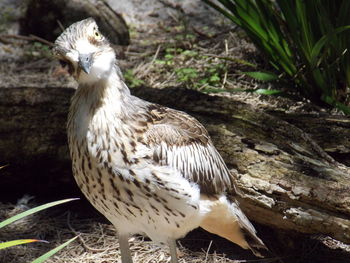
[{"left": 68, "top": 102, "right": 144, "bottom": 170}]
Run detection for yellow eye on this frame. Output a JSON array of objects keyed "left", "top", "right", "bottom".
[{"left": 93, "top": 28, "right": 103, "bottom": 40}]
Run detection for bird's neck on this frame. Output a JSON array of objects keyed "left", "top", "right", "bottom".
[
  {"left": 74, "top": 64, "right": 132, "bottom": 115},
  {"left": 69, "top": 64, "right": 135, "bottom": 143}
]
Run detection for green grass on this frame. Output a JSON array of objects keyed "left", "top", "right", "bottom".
[
  {"left": 203, "top": 0, "right": 350, "bottom": 114},
  {"left": 124, "top": 69, "right": 145, "bottom": 88},
  {"left": 0, "top": 198, "right": 78, "bottom": 262},
  {"left": 153, "top": 47, "right": 228, "bottom": 90},
  {"left": 24, "top": 42, "right": 52, "bottom": 59},
  {"left": 31, "top": 236, "right": 78, "bottom": 263}
]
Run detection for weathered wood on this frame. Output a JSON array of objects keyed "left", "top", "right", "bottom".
[
  {"left": 269, "top": 111, "right": 350, "bottom": 166},
  {"left": 20, "top": 0, "right": 130, "bottom": 45},
  {"left": 0, "top": 86, "right": 349, "bottom": 244}
]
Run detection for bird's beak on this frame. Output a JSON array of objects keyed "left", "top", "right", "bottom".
[{"left": 78, "top": 53, "right": 93, "bottom": 74}]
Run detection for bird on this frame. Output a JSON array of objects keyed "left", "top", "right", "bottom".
[{"left": 53, "top": 18, "right": 266, "bottom": 263}]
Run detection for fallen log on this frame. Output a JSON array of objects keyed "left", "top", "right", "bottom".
[
  {"left": 0, "top": 86, "right": 349, "bottom": 244},
  {"left": 20, "top": 0, "right": 130, "bottom": 45}
]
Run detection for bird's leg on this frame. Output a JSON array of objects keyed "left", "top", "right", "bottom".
[
  {"left": 168, "top": 238, "right": 179, "bottom": 263},
  {"left": 119, "top": 234, "right": 133, "bottom": 263}
]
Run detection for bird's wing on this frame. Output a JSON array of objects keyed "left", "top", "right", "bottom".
[{"left": 141, "top": 104, "right": 237, "bottom": 195}]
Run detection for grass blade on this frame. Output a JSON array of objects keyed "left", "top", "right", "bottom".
[
  {"left": 0, "top": 239, "right": 48, "bottom": 250},
  {"left": 31, "top": 236, "right": 78, "bottom": 263},
  {"left": 203, "top": 0, "right": 350, "bottom": 114},
  {"left": 0, "top": 198, "right": 79, "bottom": 229},
  {"left": 322, "top": 95, "right": 350, "bottom": 115},
  {"left": 0, "top": 164, "right": 8, "bottom": 169},
  {"left": 310, "top": 25, "right": 350, "bottom": 68},
  {"left": 254, "top": 89, "right": 283, "bottom": 95},
  {"left": 202, "top": 0, "right": 240, "bottom": 25},
  {"left": 243, "top": 71, "right": 278, "bottom": 81}
]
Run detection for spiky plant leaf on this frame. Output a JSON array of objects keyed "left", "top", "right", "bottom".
[
  {"left": 0, "top": 198, "right": 79, "bottom": 229},
  {"left": 0, "top": 239, "right": 48, "bottom": 250},
  {"left": 243, "top": 71, "right": 278, "bottom": 81},
  {"left": 31, "top": 236, "right": 78, "bottom": 263}
]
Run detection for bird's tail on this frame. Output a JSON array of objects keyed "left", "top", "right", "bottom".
[{"left": 199, "top": 195, "right": 267, "bottom": 257}]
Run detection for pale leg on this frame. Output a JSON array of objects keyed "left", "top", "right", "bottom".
[
  {"left": 119, "top": 234, "right": 133, "bottom": 263},
  {"left": 168, "top": 239, "right": 179, "bottom": 263}
]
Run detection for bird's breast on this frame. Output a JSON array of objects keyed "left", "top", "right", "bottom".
[
  {"left": 67, "top": 98, "right": 204, "bottom": 242},
  {"left": 69, "top": 101, "right": 150, "bottom": 174}
]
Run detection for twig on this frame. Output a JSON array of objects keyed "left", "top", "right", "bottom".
[
  {"left": 66, "top": 212, "right": 122, "bottom": 253},
  {"left": 0, "top": 34, "right": 32, "bottom": 44},
  {"left": 29, "top": 34, "right": 54, "bottom": 46},
  {"left": 192, "top": 26, "right": 232, "bottom": 39},
  {"left": 14, "top": 59, "right": 48, "bottom": 72},
  {"left": 56, "top": 19, "right": 65, "bottom": 32},
  {"left": 0, "top": 164, "right": 9, "bottom": 170},
  {"left": 221, "top": 39, "right": 229, "bottom": 89},
  {"left": 158, "top": 0, "right": 186, "bottom": 14},
  {"left": 0, "top": 34, "right": 53, "bottom": 46},
  {"left": 139, "top": 45, "right": 161, "bottom": 77},
  {"left": 204, "top": 240, "right": 212, "bottom": 262},
  {"left": 158, "top": 71, "right": 176, "bottom": 87},
  {"left": 66, "top": 212, "right": 106, "bottom": 252},
  {"left": 191, "top": 26, "right": 213, "bottom": 39},
  {"left": 0, "top": 36, "right": 11, "bottom": 44},
  {"left": 125, "top": 50, "right": 157, "bottom": 58},
  {"left": 167, "top": 9, "right": 180, "bottom": 23},
  {"left": 203, "top": 53, "right": 257, "bottom": 67},
  {"left": 221, "top": 70, "right": 228, "bottom": 90}
]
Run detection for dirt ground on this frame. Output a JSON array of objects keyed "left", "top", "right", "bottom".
[
  {"left": 0, "top": 0, "right": 349, "bottom": 263},
  {"left": 1, "top": 198, "right": 350, "bottom": 263}
]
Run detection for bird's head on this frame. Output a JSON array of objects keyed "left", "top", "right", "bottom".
[{"left": 53, "top": 18, "right": 116, "bottom": 84}]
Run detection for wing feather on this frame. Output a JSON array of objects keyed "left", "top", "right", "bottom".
[{"left": 142, "top": 104, "right": 237, "bottom": 195}]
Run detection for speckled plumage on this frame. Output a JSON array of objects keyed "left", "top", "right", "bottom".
[{"left": 53, "top": 18, "right": 266, "bottom": 263}]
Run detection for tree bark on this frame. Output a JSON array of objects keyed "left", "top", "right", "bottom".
[
  {"left": 0, "top": 86, "right": 349, "bottom": 244},
  {"left": 20, "top": 0, "right": 130, "bottom": 45}
]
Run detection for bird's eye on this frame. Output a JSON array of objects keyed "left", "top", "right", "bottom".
[{"left": 93, "top": 28, "right": 103, "bottom": 40}]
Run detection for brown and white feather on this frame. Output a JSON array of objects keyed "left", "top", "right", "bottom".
[
  {"left": 54, "top": 18, "right": 267, "bottom": 260},
  {"left": 140, "top": 104, "right": 237, "bottom": 195}
]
